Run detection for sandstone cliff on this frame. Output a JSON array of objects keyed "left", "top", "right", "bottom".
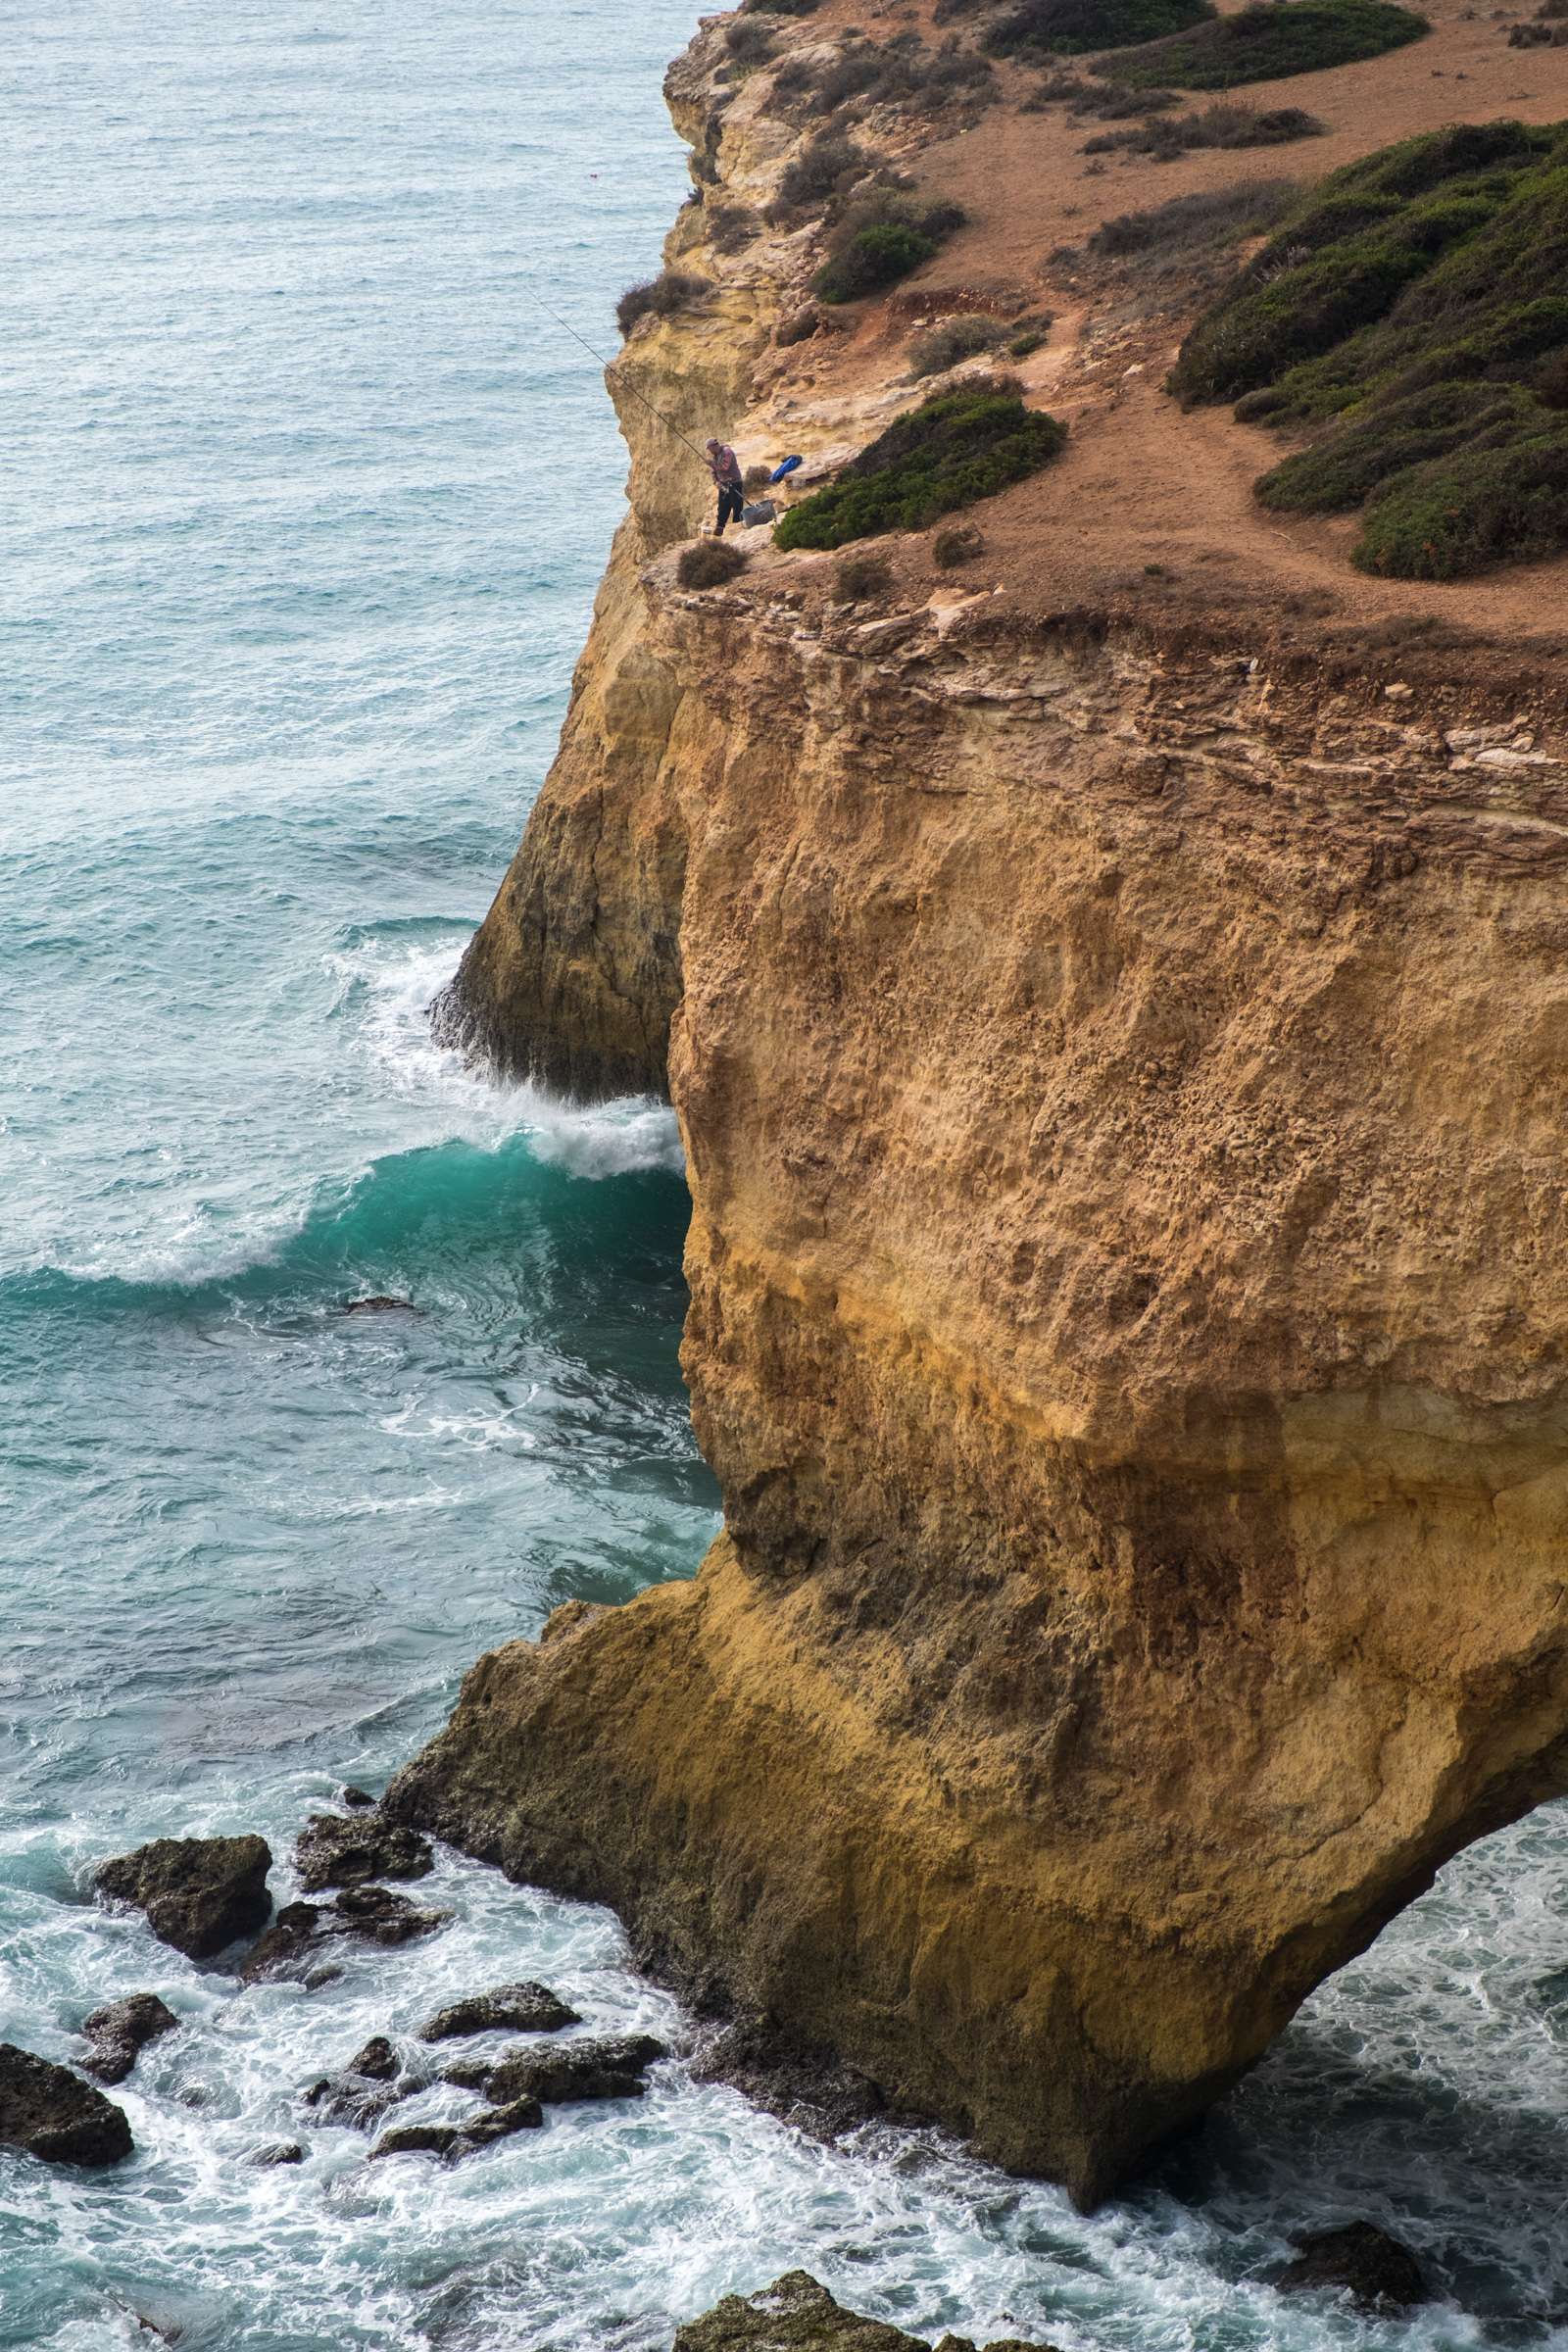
[{"left": 394, "top": 0, "right": 1568, "bottom": 2204}]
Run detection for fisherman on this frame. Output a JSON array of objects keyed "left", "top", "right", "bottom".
[{"left": 706, "top": 437, "right": 745, "bottom": 535}]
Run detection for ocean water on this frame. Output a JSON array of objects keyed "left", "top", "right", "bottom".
[{"left": 5, "top": 4, "right": 1568, "bottom": 2349}]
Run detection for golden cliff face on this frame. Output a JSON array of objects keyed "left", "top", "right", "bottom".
[{"left": 396, "top": 5, "right": 1568, "bottom": 2204}]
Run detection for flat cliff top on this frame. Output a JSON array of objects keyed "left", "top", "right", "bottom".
[{"left": 650, "top": 0, "right": 1568, "bottom": 691}]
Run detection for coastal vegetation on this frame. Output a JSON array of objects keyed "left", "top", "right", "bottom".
[
  {"left": 773, "top": 385, "right": 1065, "bottom": 547},
  {"left": 983, "top": 0, "right": 1213, "bottom": 58},
  {"left": 614, "top": 270, "right": 709, "bottom": 335},
  {"left": 811, "top": 189, "right": 967, "bottom": 302},
  {"left": 1104, "top": 0, "right": 1428, "bottom": 88},
  {"left": 1172, "top": 120, "right": 1568, "bottom": 575}
]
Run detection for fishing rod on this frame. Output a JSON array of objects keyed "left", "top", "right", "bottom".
[{"left": 528, "top": 286, "right": 712, "bottom": 466}]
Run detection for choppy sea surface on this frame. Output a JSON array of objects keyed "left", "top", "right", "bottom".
[{"left": 5, "top": 4, "right": 1568, "bottom": 2348}]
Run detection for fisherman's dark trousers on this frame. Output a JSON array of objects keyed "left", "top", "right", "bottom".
[{"left": 715, "top": 483, "right": 744, "bottom": 533}]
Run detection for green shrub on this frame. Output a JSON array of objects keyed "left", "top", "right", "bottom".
[
  {"left": 986, "top": 0, "right": 1212, "bottom": 56},
  {"left": 1105, "top": 0, "right": 1428, "bottom": 89},
  {"left": 774, "top": 388, "right": 1066, "bottom": 549},
  {"left": 775, "top": 133, "right": 870, "bottom": 212},
  {"left": 615, "top": 271, "right": 710, "bottom": 336},
  {"left": 815, "top": 220, "right": 937, "bottom": 302},
  {"left": 908, "top": 314, "right": 1010, "bottom": 375},
  {"left": 1174, "top": 119, "right": 1568, "bottom": 575},
  {"left": 725, "top": 17, "right": 776, "bottom": 61},
  {"left": 677, "top": 538, "right": 751, "bottom": 589},
  {"left": 1086, "top": 99, "right": 1325, "bottom": 156},
  {"left": 744, "top": 0, "right": 819, "bottom": 14}
]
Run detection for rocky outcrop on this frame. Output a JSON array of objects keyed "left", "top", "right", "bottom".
[
  {"left": 398, "top": 1, "right": 1568, "bottom": 2208},
  {"left": 238, "top": 1886, "right": 447, "bottom": 1983},
  {"left": 293, "top": 1811, "right": 431, "bottom": 1892},
  {"left": 97, "top": 1836, "right": 272, "bottom": 1961},
  {"left": 81, "top": 1994, "right": 178, "bottom": 2085},
  {"left": 418, "top": 1982, "right": 579, "bottom": 2040},
  {"left": 1278, "top": 2223, "right": 1430, "bottom": 2312},
  {"left": 0, "top": 2045, "right": 133, "bottom": 2167},
  {"left": 671, "top": 2273, "right": 1059, "bottom": 2352}
]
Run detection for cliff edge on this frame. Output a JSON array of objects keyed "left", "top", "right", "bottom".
[{"left": 393, "top": 0, "right": 1568, "bottom": 2203}]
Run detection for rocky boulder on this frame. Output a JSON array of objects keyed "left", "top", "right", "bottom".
[
  {"left": 81, "top": 1993, "right": 178, "bottom": 2085},
  {"left": 671, "top": 2273, "right": 1062, "bottom": 2352},
  {"left": 0, "top": 2044, "right": 133, "bottom": 2167},
  {"left": 1277, "top": 2223, "right": 1431, "bottom": 2312},
  {"left": 294, "top": 1813, "right": 432, "bottom": 1893},
  {"left": 96, "top": 1836, "right": 271, "bottom": 1960},
  {"left": 484, "top": 2032, "right": 665, "bottom": 2108},
  {"left": 367, "top": 2096, "right": 544, "bottom": 2162},
  {"left": 418, "top": 1982, "right": 580, "bottom": 2040},
  {"left": 238, "top": 1886, "right": 448, "bottom": 1984}
]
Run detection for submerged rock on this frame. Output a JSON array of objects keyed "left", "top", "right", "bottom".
[
  {"left": 341, "top": 1295, "right": 417, "bottom": 1314},
  {"left": 294, "top": 1812, "right": 432, "bottom": 1893},
  {"left": 239, "top": 1886, "right": 448, "bottom": 1983},
  {"left": 439, "top": 2058, "right": 493, "bottom": 2091},
  {"left": 418, "top": 1982, "right": 581, "bottom": 2041},
  {"left": 0, "top": 2044, "right": 134, "bottom": 2168},
  {"left": 484, "top": 2032, "right": 665, "bottom": 2108},
  {"left": 302, "top": 2071, "right": 407, "bottom": 2132},
  {"left": 1277, "top": 2222, "right": 1431, "bottom": 2312},
  {"left": 246, "top": 2140, "right": 305, "bottom": 2167},
  {"left": 340, "top": 1786, "right": 376, "bottom": 1809},
  {"left": 96, "top": 1835, "right": 272, "bottom": 1961},
  {"left": 81, "top": 1993, "right": 179, "bottom": 2085},
  {"left": 693, "top": 2016, "right": 885, "bottom": 2140}
]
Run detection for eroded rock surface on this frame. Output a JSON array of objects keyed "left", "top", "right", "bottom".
[
  {"left": 419, "top": 1982, "right": 579, "bottom": 2040},
  {"left": 293, "top": 1812, "right": 432, "bottom": 1892},
  {"left": 393, "top": 0, "right": 1568, "bottom": 2210},
  {"left": 1278, "top": 2223, "right": 1430, "bottom": 2312},
  {"left": 96, "top": 1836, "right": 272, "bottom": 1961},
  {"left": 0, "top": 2044, "right": 133, "bottom": 2167},
  {"left": 671, "top": 2273, "right": 1059, "bottom": 2352},
  {"left": 82, "top": 1993, "right": 178, "bottom": 2085},
  {"left": 239, "top": 1886, "right": 447, "bottom": 1983},
  {"left": 484, "top": 2033, "right": 665, "bottom": 2108}
]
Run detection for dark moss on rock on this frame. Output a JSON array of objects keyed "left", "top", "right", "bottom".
[{"left": 96, "top": 1835, "right": 272, "bottom": 1961}]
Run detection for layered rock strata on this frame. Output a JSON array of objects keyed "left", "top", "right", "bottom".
[{"left": 395, "top": 6, "right": 1568, "bottom": 2203}]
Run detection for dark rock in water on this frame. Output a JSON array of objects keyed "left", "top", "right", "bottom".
[
  {"left": 346, "top": 2035, "right": 399, "bottom": 2082},
  {"left": 368, "top": 2121, "right": 463, "bottom": 2161},
  {"left": 485, "top": 2032, "right": 666, "bottom": 2108},
  {"left": 246, "top": 2140, "right": 305, "bottom": 2167},
  {"left": 670, "top": 2275, "right": 1063, "bottom": 2352},
  {"left": 302, "top": 2071, "right": 406, "bottom": 2132},
  {"left": 0, "top": 2044, "right": 134, "bottom": 2168},
  {"left": 239, "top": 1887, "right": 447, "bottom": 1984},
  {"left": 81, "top": 1993, "right": 178, "bottom": 2086},
  {"left": 340, "top": 1786, "right": 376, "bottom": 1809},
  {"left": 1277, "top": 2223, "right": 1431, "bottom": 2312},
  {"left": 440, "top": 2059, "right": 493, "bottom": 2091},
  {"left": 342, "top": 1295, "right": 417, "bottom": 1314},
  {"left": 419, "top": 1982, "right": 581, "bottom": 2041},
  {"left": 332, "top": 1885, "right": 448, "bottom": 1944},
  {"left": 461, "top": 2095, "right": 544, "bottom": 2145},
  {"left": 693, "top": 2016, "right": 885, "bottom": 2140},
  {"left": 96, "top": 1836, "right": 272, "bottom": 1961},
  {"left": 672, "top": 2272, "right": 930, "bottom": 2351},
  {"left": 294, "top": 1812, "right": 432, "bottom": 1893}
]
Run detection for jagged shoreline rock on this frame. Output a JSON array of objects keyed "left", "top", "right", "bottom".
[
  {"left": 81, "top": 1993, "right": 178, "bottom": 2085},
  {"left": 671, "top": 2272, "right": 1060, "bottom": 2352},
  {"left": 395, "top": 0, "right": 1568, "bottom": 2211},
  {"left": 0, "top": 2044, "right": 134, "bottom": 2168},
  {"left": 96, "top": 1836, "right": 272, "bottom": 1960}
]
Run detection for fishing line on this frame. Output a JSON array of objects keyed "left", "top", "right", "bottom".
[{"left": 527, "top": 284, "right": 712, "bottom": 466}]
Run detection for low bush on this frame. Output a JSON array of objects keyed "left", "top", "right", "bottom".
[
  {"left": 1086, "top": 100, "right": 1325, "bottom": 156},
  {"left": 908, "top": 314, "right": 1010, "bottom": 375},
  {"left": 1173, "top": 119, "right": 1568, "bottom": 575},
  {"left": 815, "top": 220, "right": 938, "bottom": 302},
  {"left": 707, "top": 204, "right": 761, "bottom": 253},
  {"left": 773, "top": 387, "right": 1066, "bottom": 549},
  {"left": 985, "top": 0, "right": 1212, "bottom": 55},
  {"left": 677, "top": 538, "right": 751, "bottom": 589},
  {"left": 1104, "top": 0, "right": 1428, "bottom": 89},
  {"left": 1008, "top": 313, "right": 1054, "bottom": 356},
  {"left": 777, "top": 31, "right": 996, "bottom": 120},
  {"left": 1090, "top": 178, "right": 1298, "bottom": 256},
  {"left": 744, "top": 464, "right": 775, "bottom": 494},
  {"left": 812, "top": 191, "right": 966, "bottom": 303},
  {"left": 744, "top": 0, "right": 819, "bottom": 14},
  {"left": 724, "top": 17, "right": 776, "bottom": 61},
  {"left": 836, "top": 550, "right": 896, "bottom": 597},
  {"left": 933, "top": 521, "right": 986, "bottom": 564},
  {"left": 775, "top": 133, "right": 870, "bottom": 213},
  {"left": 615, "top": 271, "right": 710, "bottom": 335}
]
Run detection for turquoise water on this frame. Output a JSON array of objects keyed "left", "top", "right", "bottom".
[{"left": 5, "top": 4, "right": 1568, "bottom": 2347}]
